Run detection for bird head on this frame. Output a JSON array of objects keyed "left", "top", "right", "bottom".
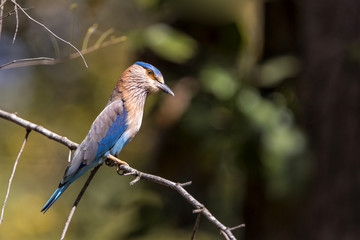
[{"left": 132, "top": 61, "right": 174, "bottom": 96}]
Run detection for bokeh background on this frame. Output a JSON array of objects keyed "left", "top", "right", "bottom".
[{"left": 1, "top": 0, "right": 359, "bottom": 239}]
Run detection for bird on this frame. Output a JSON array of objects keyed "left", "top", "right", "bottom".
[{"left": 41, "top": 61, "right": 174, "bottom": 213}]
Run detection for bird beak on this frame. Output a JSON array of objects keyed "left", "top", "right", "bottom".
[{"left": 158, "top": 82, "right": 174, "bottom": 96}]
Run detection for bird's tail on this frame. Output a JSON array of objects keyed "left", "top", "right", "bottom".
[{"left": 41, "top": 184, "right": 69, "bottom": 213}]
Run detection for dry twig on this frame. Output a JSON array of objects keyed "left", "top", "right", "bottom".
[
  {"left": 0, "top": 37, "right": 126, "bottom": 69},
  {"left": 0, "top": 1, "right": 125, "bottom": 70},
  {"left": 0, "top": 129, "right": 30, "bottom": 223},
  {"left": 60, "top": 166, "right": 100, "bottom": 240},
  {"left": 0, "top": 0, "right": 6, "bottom": 39},
  {"left": 0, "top": 108, "right": 242, "bottom": 240},
  {"left": 0, "top": 109, "right": 78, "bottom": 149},
  {"left": 11, "top": 0, "right": 18, "bottom": 43},
  {"left": 0, "top": 0, "right": 87, "bottom": 67},
  {"left": 191, "top": 213, "right": 202, "bottom": 240}
]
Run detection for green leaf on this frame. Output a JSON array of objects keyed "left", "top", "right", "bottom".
[{"left": 145, "top": 24, "right": 197, "bottom": 63}]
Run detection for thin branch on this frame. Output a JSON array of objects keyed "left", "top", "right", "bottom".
[
  {"left": 11, "top": 0, "right": 18, "bottom": 43},
  {"left": 0, "top": 6, "right": 31, "bottom": 20},
  {"left": 67, "top": 36, "right": 127, "bottom": 60},
  {"left": 0, "top": 129, "right": 30, "bottom": 224},
  {"left": 221, "top": 230, "right": 231, "bottom": 240},
  {"left": 60, "top": 166, "right": 100, "bottom": 240},
  {"left": 82, "top": 24, "right": 97, "bottom": 50},
  {"left": 0, "top": 0, "right": 6, "bottom": 39},
  {"left": 67, "top": 149, "right": 72, "bottom": 163},
  {"left": 93, "top": 28, "right": 114, "bottom": 48},
  {"left": 0, "top": 36, "right": 126, "bottom": 69},
  {"left": 0, "top": 108, "right": 243, "bottom": 239},
  {"left": 228, "top": 224, "right": 246, "bottom": 231},
  {"left": 0, "top": 0, "right": 6, "bottom": 9},
  {"left": 10, "top": 0, "right": 88, "bottom": 68},
  {"left": 191, "top": 213, "right": 202, "bottom": 240},
  {"left": 0, "top": 109, "right": 78, "bottom": 149}
]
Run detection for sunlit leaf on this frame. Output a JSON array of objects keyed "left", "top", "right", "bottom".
[
  {"left": 259, "top": 55, "right": 300, "bottom": 87},
  {"left": 145, "top": 24, "right": 197, "bottom": 63},
  {"left": 200, "top": 65, "right": 238, "bottom": 100}
]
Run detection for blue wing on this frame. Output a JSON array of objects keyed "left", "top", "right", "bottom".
[{"left": 41, "top": 99, "right": 129, "bottom": 212}]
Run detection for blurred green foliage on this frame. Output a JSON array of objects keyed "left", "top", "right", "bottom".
[{"left": 0, "top": 0, "right": 309, "bottom": 239}]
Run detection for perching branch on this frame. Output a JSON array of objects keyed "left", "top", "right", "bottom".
[
  {"left": 116, "top": 163, "right": 242, "bottom": 240},
  {"left": 0, "top": 109, "right": 78, "bottom": 150},
  {"left": 0, "top": 109, "right": 243, "bottom": 240}
]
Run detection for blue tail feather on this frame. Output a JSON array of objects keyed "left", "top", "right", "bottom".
[{"left": 41, "top": 184, "right": 69, "bottom": 213}]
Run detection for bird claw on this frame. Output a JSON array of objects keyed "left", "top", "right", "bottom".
[
  {"left": 105, "top": 154, "right": 129, "bottom": 175},
  {"left": 105, "top": 159, "right": 115, "bottom": 167}
]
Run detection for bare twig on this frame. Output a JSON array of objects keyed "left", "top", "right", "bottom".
[
  {"left": 116, "top": 161, "right": 239, "bottom": 240},
  {"left": 60, "top": 166, "right": 100, "bottom": 240},
  {"left": 0, "top": 129, "right": 30, "bottom": 224},
  {"left": 0, "top": 109, "right": 78, "bottom": 149},
  {"left": 0, "top": 0, "right": 6, "bottom": 9},
  {"left": 0, "top": 6, "right": 31, "bottom": 20},
  {"left": 67, "top": 149, "right": 72, "bottom": 163},
  {"left": 221, "top": 230, "right": 231, "bottom": 240},
  {"left": 0, "top": 0, "right": 6, "bottom": 39},
  {"left": 0, "top": 109, "right": 242, "bottom": 240},
  {"left": 0, "top": 57, "right": 56, "bottom": 69},
  {"left": 179, "top": 181, "right": 192, "bottom": 187},
  {"left": 68, "top": 35, "right": 126, "bottom": 60},
  {"left": 191, "top": 213, "right": 202, "bottom": 240},
  {"left": 228, "top": 224, "right": 246, "bottom": 231},
  {"left": 11, "top": 0, "right": 18, "bottom": 43},
  {"left": 0, "top": 36, "right": 126, "bottom": 69},
  {"left": 10, "top": 0, "right": 88, "bottom": 68},
  {"left": 129, "top": 175, "right": 141, "bottom": 185}
]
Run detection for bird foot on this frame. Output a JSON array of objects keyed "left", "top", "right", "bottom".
[
  {"left": 106, "top": 154, "right": 129, "bottom": 166},
  {"left": 106, "top": 154, "right": 129, "bottom": 175}
]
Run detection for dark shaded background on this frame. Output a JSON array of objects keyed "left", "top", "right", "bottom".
[{"left": 0, "top": 0, "right": 359, "bottom": 239}]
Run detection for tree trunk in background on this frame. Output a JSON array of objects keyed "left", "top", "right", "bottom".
[{"left": 297, "top": 0, "right": 360, "bottom": 239}]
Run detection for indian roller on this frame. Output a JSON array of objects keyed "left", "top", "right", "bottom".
[{"left": 41, "top": 62, "right": 174, "bottom": 213}]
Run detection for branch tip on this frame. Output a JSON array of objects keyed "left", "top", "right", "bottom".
[
  {"left": 123, "top": 171, "right": 136, "bottom": 176},
  {"left": 228, "top": 224, "right": 246, "bottom": 231},
  {"left": 130, "top": 176, "right": 141, "bottom": 185},
  {"left": 178, "top": 181, "right": 192, "bottom": 187}
]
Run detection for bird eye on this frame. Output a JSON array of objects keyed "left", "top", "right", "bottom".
[{"left": 146, "top": 69, "right": 156, "bottom": 79}]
